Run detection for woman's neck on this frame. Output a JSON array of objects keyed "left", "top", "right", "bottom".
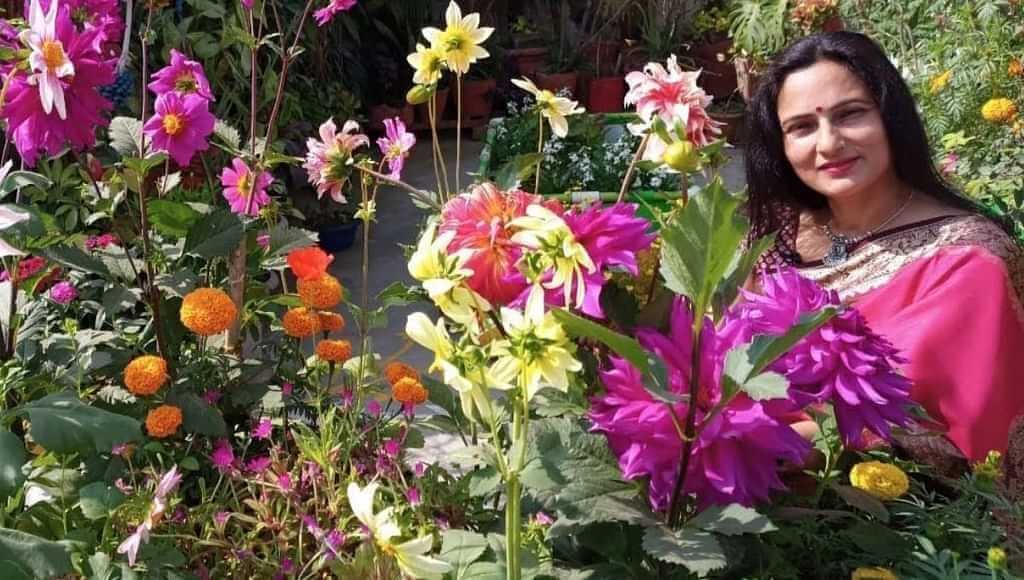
[{"left": 826, "top": 175, "right": 910, "bottom": 235}]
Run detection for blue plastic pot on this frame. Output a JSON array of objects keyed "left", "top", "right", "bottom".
[{"left": 318, "top": 221, "right": 361, "bottom": 253}]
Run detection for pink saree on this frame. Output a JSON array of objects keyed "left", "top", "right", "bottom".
[{"left": 795, "top": 214, "right": 1024, "bottom": 461}]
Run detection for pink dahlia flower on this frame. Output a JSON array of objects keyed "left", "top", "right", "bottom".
[
  {"left": 439, "top": 183, "right": 560, "bottom": 305},
  {"left": 143, "top": 92, "right": 216, "bottom": 166},
  {"left": 590, "top": 297, "right": 810, "bottom": 511},
  {"left": 85, "top": 232, "right": 118, "bottom": 251},
  {"left": 376, "top": 117, "right": 416, "bottom": 180},
  {"left": 3, "top": 0, "right": 114, "bottom": 166},
  {"left": 720, "top": 268, "right": 913, "bottom": 446},
  {"left": 29, "top": 0, "right": 123, "bottom": 48},
  {"left": 303, "top": 118, "right": 368, "bottom": 203},
  {"left": 625, "top": 55, "right": 723, "bottom": 156},
  {"left": 314, "top": 0, "right": 358, "bottom": 27},
  {"left": 148, "top": 48, "right": 215, "bottom": 102},
  {"left": 221, "top": 157, "right": 272, "bottom": 216},
  {"left": 49, "top": 280, "right": 77, "bottom": 304}
]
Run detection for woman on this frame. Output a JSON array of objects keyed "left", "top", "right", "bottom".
[{"left": 744, "top": 31, "right": 1024, "bottom": 464}]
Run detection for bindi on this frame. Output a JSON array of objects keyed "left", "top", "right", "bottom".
[{"left": 815, "top": 106, "right": 824, "bottom": 114}]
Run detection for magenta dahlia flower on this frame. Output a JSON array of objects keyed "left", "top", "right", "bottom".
[
  {"left": 376, "top": 117, "right": 416, "bottom": 180},
  {"left": 29, "top": 0, "right": 123, "bottom": 49},
  {"left": 303, "top": 118, "right": 369, "bottom": 203},
  {"left": 143, "top": 92, "right": 216, "bottom": 166},
  {"left": 314, "top": 0, "right": 358, "bottom": 27},
  {"left": 49, "top": 280, "right": 77, "bottom": 304},
  {"left": 590, "top": 297, "right": 810, "bottom": 510},
  {"left": 148, "top": 48, "right": 215, "bottom": 102},
  {"left": 3, "top": 0, "right": 114, "bottom": 165},
  {"left": 721, "top": 268, "right": 913, "bottom": 446},
  {"left": 221, "top": 157, "right": 272, "bottom": 216}
]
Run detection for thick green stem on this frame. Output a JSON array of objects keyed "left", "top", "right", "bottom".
[
  {"left": 667, "top": 318, "right": 704, "bottom": 528},
  {"left": 505, "top": 474, "right": 522, "bottom": 580}
]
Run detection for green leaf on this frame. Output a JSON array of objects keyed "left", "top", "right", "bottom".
[
  {"left": 44, "top": 246, "right": 112, "bottom": 277},
  {"left": 0, "top": 431, "right": 26, "bottom": 501},
  {"left": 78, "top": 481, "right": 126, "bottom": 520},
  {"left": 712, "top": 232, "right": 775, "bottom": 319},
  {"left": 184, "top": 209, "right": 244, "bottom": 259},
  {"left": 167, "top": 392, "right": 227, "bottom": 437},
  {"left": 842, "top": 522, "right": 910, "bottom": 558},
  {"left": 101, "top": 286, "right": 141, "bottom": 317},
  {"left": 421, "top": 375, "right": 468, "bottom": 426},
  {"left": 743, "top": 308, "right": 838, "bottom": 375},
  {"left": 467, "top": 466, "right": 501, "bottom": 498},
  {"left": 180, "top": 457, "right": 200, "bottom": 471},
  {"left": 689, "top": 504, "right": 777, "bottom": 536},
  {"left": 377, "top": 282, "right": 427, "bottom": 309},
  {"left": 108, "top": 117, "right": 144, "bottom": 156},
  {"left": 155, "top": 270, "right": 200, "bottom": 298},
  {"left": 642, "top": 526, "right": 727, "bottom": 577},
  {"left": 831, "top": 483, "right": 890, "bottom": 523},
  {"left": 147, "top": 200, "right": 200, "bottom": 238},
  {"left": 0, "top": 528, "right": 73, "bottom": 578},
  {"left": 552, "top": 309, "right": 649, "bottom": 371},
  {"left": 18, "top": 392, "right": 141, "bottom": 455},
  {"left": 266, "top": 223, "right": 317, "bottom": 257},
  {"left": 440, "top": 529, "right": 489, "bottom": 580},
  {"left": 723, "top": 346, "right": 790, "bottom": 401},
  {"left": 659, "top": 179, "right": 745, "bottom": 318},
  {"left": 0, "top": 171, "right": 50, "bottom": 196},
  {"left": 494, "top": 152, "right": 542, "bottom": 190}
]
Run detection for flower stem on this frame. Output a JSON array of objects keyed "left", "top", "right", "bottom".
[
  {"left": 616, "top": 134, "right": 651, "bottom": 203},
  {"left": 534, "top": 113, "right": 544, "bottom": 194},
  {"left": 427, "top": 96, "right": 445, "bottom": 201},
  {"left": 667, "top": 318, "right": 704, "bottom": 528},
  {"left": 456, "top": 75, "right": 463, "bottom": 193}
]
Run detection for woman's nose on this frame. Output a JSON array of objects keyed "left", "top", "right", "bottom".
[{"left": 816, "top": 122, "right": 844, "bottom": 155}]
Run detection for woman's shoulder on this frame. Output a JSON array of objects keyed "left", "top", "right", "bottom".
[{"left": 929, "top": 213, "right": 1020, "bottom": 263}]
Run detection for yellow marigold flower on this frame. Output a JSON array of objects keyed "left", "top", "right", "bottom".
[
  {"left": 124, "top": 355, "right": 168, "bottom": 396},
  {"left": 1009, "top": 58, "right": 1023, "bottom": 78},
  {"left": 297, "top": 273, "right": 344, "bottom": 309},
  {"left": 392, "top": 377, "right": 429, "bottom": 405},
  {"left": 282, "top": 307, "right": 321, "bottom": 338},
  {"left": 317, "top": 311, "right": 346, "bottom": 333},
  {"left": 384, "top": 361, "right": 420, "bottom": 386},
  {"left": 981, "top": 98, "right": 1019, "bottom": 124},
  {"left": 850, "top": 461, "right": 909, "bottom": 501},
  {"left": 315, "top": 339, "right": 352, "bottom": 363},
  {"left": 180, "top": 287, "right": 237, "bottom": 336},
  {"left": 852, "top": 567, "right": 899, "bottom": 580},
  {"left": 929, "top": 70, "right": 951, "bottom": 94},
  {"left": 988, "top": 547, "right": 1008, "bottom": 570},
  {"left": 146, "top": 405, "right": 183, "bottom": 439}
]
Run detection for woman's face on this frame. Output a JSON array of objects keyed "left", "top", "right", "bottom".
[{"left": 776, "top": 60, "right": 894, "bottom": 202}]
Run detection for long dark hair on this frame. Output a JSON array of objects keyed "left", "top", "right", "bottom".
[{"left": 744, "top": 31, "right": 982, "bottom": 244}]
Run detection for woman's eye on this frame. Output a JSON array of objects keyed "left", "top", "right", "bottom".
[
  {"left": 838, "top": 108, "right": 865, "bottom": 121},
  {"left": 787, "top": 122, "right": 814, "bottom": 135}
]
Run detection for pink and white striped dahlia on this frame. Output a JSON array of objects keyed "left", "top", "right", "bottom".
[{"left": 303, "top": 118, "right": 369, "bottom": 203}]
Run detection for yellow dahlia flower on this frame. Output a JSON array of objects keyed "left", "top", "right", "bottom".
[
  {"left": 315, "top": 339, "right": 352, "bottom": 363},
  {"left": 929, "top": 70, "right": 951, "bottom": 94},
  {"left": 282, "top": 307, "right": 320, "bottom": 338},
  {"left": 297, "top": 273, "right": 343, "bottom": 309},
  {"left": 511, "top": 77, "right": 585, "bottom": 138},
  {"left": 407, "top": 43, "right": 445, "bottom": 86},
  {"left": 146, "top": 405, "right": 183, "bottom": 439},
  {"left": 981, "top": 98, "right": 1018, "bottom": 124},
  {"left": 392, "top": 377, "right": 429, "bottom": 405},
  {"left": 180, "top": 287, "right": 237, "bottom": 336},
  {"left": 422, "top": 1, "right": 494, "bottom": 75},
  {"left": 851, "top": 567, "right": 898, "bottom": 580},
  {"left": 124, "top": 355, "right": 168, "bottom": 396},
  {"left": 850, "top": 461, "right": 909, "bottom": 501}
]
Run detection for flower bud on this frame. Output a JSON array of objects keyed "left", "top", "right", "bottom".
[
  {"left": 662, "top": 140, "right": 699, "bottom": 172},
  {"left": 987, "top": 547, "right": 1007, "bottom": 570},
  {"left": 406, "top": 85, "right": 433, "bottom": 105}
]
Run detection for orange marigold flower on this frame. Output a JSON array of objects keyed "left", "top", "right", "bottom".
[
  {"left": 392, "top": 377, "right": 429, "bottom": 405},
  {"left": 316, "top": 339, "right": 353, "bottom": 363},
  {"left": 180, "top": 287, "right": 237, "bottom": 336},
  {"left": 1009, "top": 58, "right": 1023, "bottom": 78},
  {"left": 384, "top": 361, "right": 420, "bottom": 385},
  {"left": 124, "top": 355, "right": 168, "bottom": 396},
  {"left": 287, "top": 246, "right": 333, "bottom": 280},
  {"left": 282, "top": 307, "right": 321, "bottom": 337},
  {"left": 146, "top": 405, "right": 183, "bottom": 438},
  {"left": 298, "top": 274, "right": 344, "bottom": 309},
  {"left": 318, "top": 311, "right": 346, "bottom": 333}
]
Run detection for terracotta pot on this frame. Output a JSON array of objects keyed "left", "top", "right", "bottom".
[
  {"left": 415, "top": 87, "right": 451, "bottom": 124},
  {"left": 584, "top": 40, "right": 622, "bottom": 77},
  {"left": 459, "top": 78, "right": 495, "bottom": 121},
  {"left": 507, "top": 47, "right": 549, "bottom": 78},
  {"left": 587, "top": 76, "right": 626, "bottom": 113},
  {"left": 536, "top": 71, "right": 579, "bottom": 97},
  {"left": 370, "top": 103, "right": 414, "bottom": 129},
  {"left": 690, "top": 38, "right": 738, "bottom": 99},
  {"left": 734, "top": 56, "right": 764, "bottom": 103}
]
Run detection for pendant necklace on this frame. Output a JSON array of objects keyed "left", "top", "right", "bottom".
[{"left": 821, "top": 191, "right": 914, "bottom": 267}]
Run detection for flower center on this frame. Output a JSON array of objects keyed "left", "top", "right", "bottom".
[
  {"left": 162, "top": 113, "right": 185, "bottom": 136},
  {"left": 42, "top": 40, "right": 67, "bottom": 72},
  {"left": 444, "top": 31, "right": 466, "bottom": 52},
  {"left": 387, "top": 143, "right": 404, "bottom": 159},
  {"left": 174, "top": 73, "right": 198, "bottom": 94},
  {"left": 236, "top": 172, "right": 252, "bottom": 197}
]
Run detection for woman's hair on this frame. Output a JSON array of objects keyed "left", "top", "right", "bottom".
[{"left": 744, "top": 31, "right": 983, "bottom": 247}]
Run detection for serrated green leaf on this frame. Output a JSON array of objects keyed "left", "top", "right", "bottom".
[
  {"left": 155, "top": 270, "right": 200, "bottom": 298},
  {"left": 18, "top": 392, "right": 141, "bottom": 455},
  {"left": 467, "top": 466, "right": 501, "bottom": 497},
  {"left": 744, "top": 308, "right": 838, "bottom": 375},
  {"left": 0, "top": 431, "right": 26, "bottom": 501},
  {"left": 642, "top": 526, "right": 726, "bottom": 577},
  {"left": 147, "top": 200, "right": 199, "bottom": 238},
  {"left": 552, "top": 309, "right": 649, "bottom": 372},
  {"left": 44, "top": 246, "right": 112, "bottom": 277},
  {"left": 78, "top": 482, "right": 126, "bottom": 520},
  {"left": 101, "top": 286, "right": 141, "bottom": 317},
  {"left": 723, "top": 346, "right": 790, "bottom": 401},
  {"left": 440, "top": 529, "right": 489, "bottom": 580},
  {"left": 166, "top": 392, "right": 227, "bottom": 437},
  {"left": 184, "top": 209, "right": 244, "bottom": 259},
  {"left": 689, "top": 504, "right": 777, "bottom": 536},
  {"left": 266, "top": 223, "right": 317, "bottom": 257},
  {"left": 108, "top": 117, "right": 144, "bottom": 156},
  {"left": 0, "top": 528, "right": 73, "bottom": 578},
  {"left": 713, "top": 232, "right": 775, "bottom": 319}
]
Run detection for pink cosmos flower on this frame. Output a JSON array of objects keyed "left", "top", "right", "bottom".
[
  {"left": 49, "top": 280, "right": 77, "bottom": 304},
  {"left": 117, "top": 466, "right": 181, "bottom": 566},
  {"left": 221, "top": 157, "right": 272, "bottom": 216},
  {"left": 532, "top": 512, "right": 554, "bottom": 526},
  {"left": 117, "top": 523, "right": 149, "bottom": 566},
  {"left": 148, "top": 48, "right": 215, "bottom": 101},
  {"left": 303, "top": 118, "right": 368, "bottom": 203},
  {"left": 251, "top": 418, "right": 272, "bottom": 440},
  {"left": 439, "top": 183, "right": 561, "bottom": 305},
  {"left": 720, "top": 268, "right": 913, "bottom": 446},
  {"left": 376, "top": 117, "right": 416, "bottom": 180},
  {"left": 143, "top": 92, "right": 216, "bottom": 166},
  {"left": 3, "top": 1, "right": 114, "bottom": 165},
  {"left": 366, "top": 399, "right": 382, "bottom": 416},
  {"left": 85, "top": 232, "right": 118, "bottom": 251},
  {"left": 313, "top": 0, "right": 358, "bottom": 27},
  {"left": 382, "top": 438, "right": 401, "bottom": 457},
  {"left": 590, "top": 297, "right": 810, "bottom": 511},
  {"left": 210, "top": 439, "right": 236, "bottom": 473}
]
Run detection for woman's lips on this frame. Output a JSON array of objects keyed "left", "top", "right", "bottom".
[{"left": 819, "top": 157, "right": 859, "bottom": 177}]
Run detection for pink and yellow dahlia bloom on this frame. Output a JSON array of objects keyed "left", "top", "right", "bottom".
[
  {"left": 143, "top": 92, "right": 216, "bottom": 166},
  {"left": 303, "top": 118, "right": 368, "bottom": 203},
  {"left": 377, "top": 117, "right": 416, "bottom": 180},
  {"left": 221, "top": 157, "right": 273, "bottom": 216},
  {"left": 148, "top": 48, "right": 215, "bottom": 101}
]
